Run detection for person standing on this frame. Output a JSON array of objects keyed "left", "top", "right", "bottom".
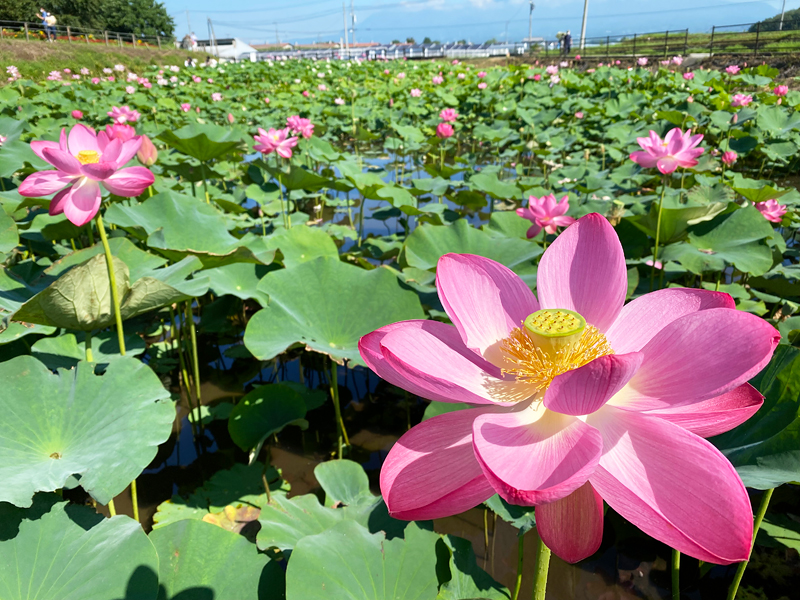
[
  {"left": 563, "top": 29, "right": 572, "bottom": 56},
  {"left": 190, "top": 31, "right": 198, "bottom": 51}
]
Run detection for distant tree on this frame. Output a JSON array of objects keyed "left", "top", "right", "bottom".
[
  {"left": 391, "top": 38, "right": 400, "bottom": 43},
  {"left": 101, "top": 0, "right": 175, "bottom": 36},
  {"left": 485, "top": 37, "right": 497, "bottom": 44},
  {"left": 0, "top": 0, "right": 39, "bottom": 21},
  {"left": 433, "top": 39, "right": 440, "bottom": 44},
  {"left": 457, "top": 38, "right": 466, "bottom": 44},
  {"left": 405, "top": 36, "right": 415, "bottom": 43},
  {"left": 422, "top": 36, "right": 431, "bottom": 43},
  {"left": 750, "top": 8, "right": 800, "bottom": 32}
]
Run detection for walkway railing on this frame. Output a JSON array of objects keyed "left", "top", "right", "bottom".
[{"left": 0, "top": 20, "right": 174, "bottom": 49}]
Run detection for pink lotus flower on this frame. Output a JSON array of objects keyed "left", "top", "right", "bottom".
[
  {"left": 575, "top": 54, "right": 581, "bottom": 60},
  {"left": 630, "top": 128, "right": 705, "bottom": 174},
  {"left": 227, "top": 113, "right": 235, "bottom": 124},
  {"left": 575, "top": 111, "right": 584, "bottom": 119},
  {"left": 440, "top": 108, "right": 458, "bottom": 122},
  {"left": 755, "top": 199, "right": 788, "bottom": 223},
  {"left": 516, "top": 194, "right": 576, "bottom": 238},
  {"left": 125, "top": 86, "right": 135, "bottom": 94},
  {"left": 71, "top": 110, "right": 83, "bottom": 120},
  {"left": 731, "top": 93, "right": 753, "bottom": 107},
  {"left": 397, "top": 72, "right": 406, "bottom": 79},
  {"left": 477, "top": 71, "right": 487, "bottom": 78},
  {"left": 533, "top": 73, "right": 542, "bottom": 81},
  {"left": 774, "top": 85, "right": 788, "bottom": 97},
  {"left": 137, "top": 135, "right": 158, "bottom": 166},
  {"left": 721, "top": 150, "right": 737, "bottom": 165},
  {"left": 335, "top": 98, "right": 345, "bottom": 105},
  {"left": 253, "top": 127, "right": 298, "bottom": 159},
  {"left": 91, "top": 78, "right": 100, "bottom": 84},
  {"left": 687, "top": 95, "right": 694, "bottom": 103},
  {"left": 478, "top": 82, "right": 487, "bottom": 90},
  {"left": 410, "top": 88, "right": 422, "bottom": 97},
  {"left": 287, "top": 115, "right": 314, "bottom": 139},
  {"left": 264, "top": 98, "right": 270, "bottom": 104},
  {"left": 384, "top": 69, "right": 390, "bottom": 75},
  {"left": 726, "top": 65, "right": 740, "bottom": 74},
  {"left": 211, "top": 92, "right": 223, "bottom": 102},
  {"left": 0, "top": 135, "right": 6, "bottom": 146},
  {"left": 458, "top": 73, "right": 466, "bottom": 79},
  {"left": 101, "top": 124, "right": 137, "bottom": 143},
  {"left": 108, "top": 105, "right": 140, "bottom": 124},
  {"left": 318, "top": 84, "right": 327, "bottom": 91},
  {"left": 637, "top": 57, "right": 648, "bottom": 66},
  {"left": 672, "top": 56, "right": 683, "bottom": 65},
  {"left": 432, "top": 75, "right": 444, "bottom": 84},
  {"left": 360, "top": 214, "right": 777, "bottom": 565},
  {"left": 181, "top": 103, "right": 191, "bottom": 112},
  {"left": 302, "top": 90, "right": 310, "bottom": 97},
  {"left": 436, "top": 122, "right": 454, "bottom": 139},
  {"left": 546, "top": 65, "right": 558, "bottom": 75},
  {"left": 18, "top": 124, "right": 154, "bottom": 226},
  {"left": 683, "top": 72, "right": 694, "bottom": 80}
]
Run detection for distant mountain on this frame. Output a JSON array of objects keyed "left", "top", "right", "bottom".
[{"left": 353, "top": 0, "right": 778, "bottom": 45}]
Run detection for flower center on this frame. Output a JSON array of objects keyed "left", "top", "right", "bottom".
[
  {"left": 500, "top": 308, "right": 614, "bottom": 396},
  {"left": 76, "top": 150, "right": 100, "bottom": 165}
]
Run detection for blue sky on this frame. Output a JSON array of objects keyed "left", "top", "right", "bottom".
[{"left": 164, "top": 0, "right": 787, "bottom": 45}]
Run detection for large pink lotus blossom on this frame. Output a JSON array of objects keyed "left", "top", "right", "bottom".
[
  {"left": 774, "top": 85, "right": 788, "bottom": 97},
  {"left": 101, "top": 124, "right": 137, "bottom": 143},
  {"left": 410, "top": 88, "right": 422, "bottom": 97},
  {"left": 286, "top": 115, "right": 314, "bottom": 139},
  {"left": 755, "top": 199, "right": 788, "bottom": 223},
  {"left": 516, "top": 194, "right": 576, "bottom": 238},
  {"left": 637, "top": 57, "right": 648, "bottom": 66},
  {"left": 630, "top": 128, "right": 704, "bottom": 174},
  {"left": 726, "top": 65, "right": 741, "bottom": 74},
  {"left": 436, "top": 122, "right": 454, "bottom": 139},
  {"left": 253, "top": 127, "right": 298, "bottom": 159},
  {"left": 477, "top": 71, "right": 487, "bottom": 78},
  {"left": 478, "top": 82, "right": 488, "bottom": 90},
  {"left": 107, "top": 105, "right": 140, "bottom": 124},
  {"left": 181, "top": 103, "right": 191, "bottom": 112},
  {"left": 721, "top": 150, "right": 737, "bottom": 165},
  {"left": 545, "top": 65, "right": 558, "bottom": 75},
  {"left": 731, "top": 93, "right": 753, "bottom": 107},
  {"left": 432, "top": 75, "right": 444, "bottom": 84},
  {"left": 683, "top": 72, "right": 694, "bottom": 80},
  {"left": 440, "top": 108, "right": 458, "bottom": 122},
  {"left": 18, "top": 124, "right": 154, "bottom": 226},
  {"left": 360, "top": 214, "right": 777, "bottom": 565}
]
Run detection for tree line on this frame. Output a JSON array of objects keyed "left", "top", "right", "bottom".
[{"left": 0, "top": 0, "right": 175, "bottom": 37}]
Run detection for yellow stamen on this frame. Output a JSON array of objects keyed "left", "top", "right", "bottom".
[
  {"left": 500, "top": 322, "right": 614, "bottom": 396},
  {"left": 76, "top": 150, "right": 100, "bottom": 165}
]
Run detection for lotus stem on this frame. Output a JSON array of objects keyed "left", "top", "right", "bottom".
[
  {"left": 727, "top": 488, "right": 775, "bottom": 600},
  {"left": 650, "top": 175, "right": 668, "bottom": 292},
  {"left": 357, "top": 194, "right": 366, "bottom": 247},
  {"left": 95, "top": 213, "right": 126, "bottom": 356},
  {"left": 672, "top": 549, "right": 680, "bottom": 600},
  {"left": 170, "top": 307, "right": 199, "bottom": 440},
  {"left": 532, "top": 533, "right": 551, "bottom": 600},
  {"left": 201, "top": 162, "right": 210, "bottom": 204},
  {"left": 512, "top": 533, "right": 524, "bottom": 600},
  {"left": 108, "top": 498, "right": 116, "bottom": 516},
  {"left": 84, "top": 330, "right": 94, "bottom": 363},
  {"left": 184, "top": 301, "right": 203, "bottom": 427},
  {"left": 86, "top": 222, "right": 94, "bottom": 246},
  {"left": 131, "top": 479, "right": 139, "bottom": 523},
  {"left": 329, "top": 360, "right": 350, "bottom": 458}
]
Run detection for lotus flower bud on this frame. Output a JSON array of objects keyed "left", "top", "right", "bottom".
[{"left": 137, "top": 134, "right": 158, "bottom": 166}]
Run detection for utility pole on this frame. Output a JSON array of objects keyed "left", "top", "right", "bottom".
[
  {"left": 342, "top": 2, "right": 349, "bottom": 55},
  {"left": 275, "top": 22, "right": 280, "bottom": 45},
  {"left": 579, "top": 0, "right": 589, "bottom": 50},
  {"left": 208, "top": 18, "right": 218, "bottom": 57},
  {"left": 186, "top": 10, "right": 191, "bottom": 35},
  {"left": 351, "top": 0, "right": 356, "bottom": 45},
  {"left": 528, "top": 1, "right": 535, "bottom": 41},
  {"left": 780, "top": 0, "right": 787, "bottom": 31}
]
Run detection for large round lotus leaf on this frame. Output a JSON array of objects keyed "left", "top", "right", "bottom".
[
  {"left": 399, "top": 219, "right": 542, "bottom": 285},
  {"left": 31, "top": 330, "right": 146, "bottom": 370},
  {"left": 713, "top": 344, "right": 800, "bottom": 489},
  {"left": 0, "top": 496, "right": 159, "bottom": 600},
  {"left": 244, "top": 257, "right": 425, "bottom": 366},
  {"left": 661, "top": 206, "right": 776, "bottom": 276},
  {"left": 228, "top": 383, "right": 308, "bottom": 453},
  {"left": 0, "top": 356, "right": 174, "bottom": 507},
  {"left": 437, "top": 535, "right": 511, "bottom": 600},
  {"left": 157, "top": 123, "right": 246, "bottom": 162},
  {"left": 265, "top": 164, "right": 332, "bottom": 191},
  {"left": 314, "top": 459, "right": 373, "bottom": 507},
  {"left": 104, "top": 191, "right": 274, "bottom": 267},
  {"left": 285, "top": 521, "right": 439, "bottom": 600},
  {"left": 263, "top": 225, "right": 339, "bottom": 269},
  {"left": 11, "top": 254, "right": 207, "bottom": 331},
  {"left": 0, "top": 206, "right": 19, "bottom": 254},
  {"left": 204, "top": 263, "right": 272, "bottom": 304},
  {"left": 149, "top": 519, "right": 284, "bottom": 600},
  {"left": 43, "top": 237, "right": 168, "bottom": 282}
]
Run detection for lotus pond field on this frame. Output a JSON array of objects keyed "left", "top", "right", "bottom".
[{"left": 2, "top": 55, "right": 800, "bottom": 600}]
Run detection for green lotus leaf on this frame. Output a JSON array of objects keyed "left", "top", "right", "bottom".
[
  {"left": 31, "top": 330, "right": 145, "bottom": 370},
  {"left": 285, "top": 521, "right": 439, "bottom": 600},
  {"left": 713, "top": 345, "right": 800, "bottom": 489},
  {"left": 484, "top": 494, "right": 536, "bottom": 534},
  {"left": 0, "top": 206, "right": 19, "bottom": 254},
  {"left": 660, "top": 206, "right": 775, "bottom": 276},
  {"left": 628, "top": 198, "right": 729, "bottom": 245},
  {"left": 314, "top": 459, "right": 373, "bottom": 507},
  {"left": 104, "top": 191, "right": 275, "bottom": 268},
  {"left": 149, "top": 520, "right": 285, "bottom": 600},
  {"left": 756, "top": 513, "right": 800, "bottom": 552},
  {"left": 244, "top": 257, "right": 425, "bottom": 366},
  {"left": 0, "top": 355, "right": 173, "bottom": 507},
  {"left": 11, "top": 254, "right": 207, "bottom": 330},
  {"left": 204, "top": 263, "right": 271, "bottom": 303},
  {"left": 157, "top": 123, "right": 246, "bottom": 162},
  {"left": 0, "top": 497, "right": 159, "bottom": 600},
  {"left": 43, "top": 237, "right": 168, "bottom": 282},
  {"left": 400, "top": 219, "right": 542, "bottom": 286},
  {"left": 228, "top": 383, "right": 309, "bottom": 454},
  {"left": 436, "top": 535, "right": 511, "bottom": 600},
  {"left": 264, "top": 224, "right": 339, "bottom": 268},
  {"left": 756, "top": 105, "right": 800, "bottom": 136},
  {"left": 152, "top": 463, "right": 289, "bottom": 529},
  {"left": 0, "top": 140, "right": 47, "bottom": 178},
  {"left": 265, "top": 164, "right": 332, "bottom": 191},
  {"left": 469, "top": 172, "right": 521, "bottom": 200}
]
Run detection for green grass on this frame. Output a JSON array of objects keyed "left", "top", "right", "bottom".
[{"left": 0, "top": 38, "right": 193, "bottom": 79}]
